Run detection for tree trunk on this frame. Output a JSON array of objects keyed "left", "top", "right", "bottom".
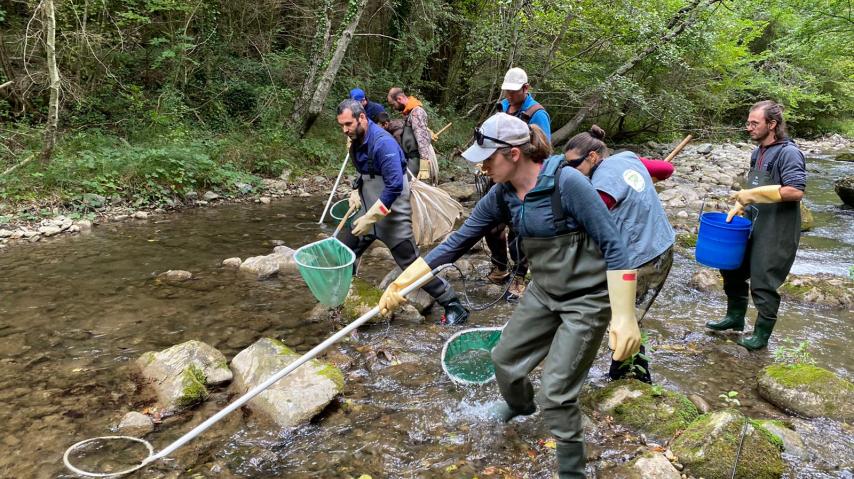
[
  {"left": 42, "top": 0, "right": 60, "bottom": 162},
  {"left": 550, "top": 0, "right": 721, "bottom": 146},
  {"left": 538, "top": 11, "right": 575, "bottom": 86},
  {"left": 290, "top": 0, "right": 333, "bottom": 125},
  {"left": 294, "top": 0, "right": 368, "bottom": 137}
]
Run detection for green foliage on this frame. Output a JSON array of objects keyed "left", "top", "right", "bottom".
[
  {"left": 772, "top": 338, "right": 816, "bottom": 367},
  {"left": 718, "top": 390, "right": 741, "bottom": 407}
]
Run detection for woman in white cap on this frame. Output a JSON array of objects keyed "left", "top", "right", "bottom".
[{"left": 377, "top": 112, "right": 639, "bottom": 478}]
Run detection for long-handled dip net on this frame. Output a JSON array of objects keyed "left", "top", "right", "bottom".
[{"left": 63, "top": 266, "right": 449, "bottom": 477}]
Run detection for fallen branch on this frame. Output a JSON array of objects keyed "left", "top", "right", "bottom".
[
  {"left": 1, "top": 154, "right": 35, "bottom": 177},
  {"left": 0, "top": 80, "right": 12, "bottom": 91},
  {"left": 664, "top": 134, "right": 693, "bottom": 162}
]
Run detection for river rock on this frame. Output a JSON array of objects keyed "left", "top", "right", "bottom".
[
  {"left": 601, "top": 451, "right": 682, "bottom": 479},
  {"left": 439, "top": 180, "right": 477, "bottom": 202},
  {"left": 671, "top": 409, "right": 784, "bottom": 479},
  {"left": 342, "top": 277, "right": 383, "bottom": 322},
  {"left": 158, "top": 270, "right": 193, "bottom": 282},
  {"left": 379, "top": 267, "right": 436, "bottom": 313},
  {"left": 132, "top": 211, "right": 149, "bottom": 220},
  {"left": 757, "top": 364, "right": 854, "bottom": 421},
  {"left": 239, "top": 254, "right": 281, "bottom": 279},
  {"left": 0, "top": 229, "right": 12, "bottom": 238},
  {"left": 117, "top": 411, "right": 154, "bottom": 437},
  {"left": 583, "top": 379, "right": 699, "bottom": 440},
  {"left": 697, "top": 143, "right": 714, "bottom": 155},
  {"left": 137, "top": 340, "right": 232, "bottom": 410},
  {"left": 222, "top": 257, "right": 242, "bottom": 268},
  {"left": 756, "top": 420, "right": 809, "bottom": 460},
  {"left": 688, "top": 268, "right": 722, "bottom": 292},
  {"left": 779, "top": 274, "right": 853, "bottom": 308},
  {"left": 835, "top": 175, "right": 854, "bottom": 207},
  {"left": 203, "top": 191, "right": 220, "bottom": 201},
  {"left": 230, "top": 337, "right": 343, "bottom": 428},
  {"left": 687, "top": 393, "right": 711, "bottom": 414},
  {"left": 272, "top": 245, "right": 298, "bottom": 274},
  {"left": 800, "top": 203, "right": 814, "bottom": 231}
]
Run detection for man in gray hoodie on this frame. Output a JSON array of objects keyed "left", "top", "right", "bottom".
[{"left": 706, "top": 100, "right": 806, "bottom": 350}]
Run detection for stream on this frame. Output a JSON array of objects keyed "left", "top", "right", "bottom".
[{"left": 0, "top": 156, "right": 851, "bottom": 478}]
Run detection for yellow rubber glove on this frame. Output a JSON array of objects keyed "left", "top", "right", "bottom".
[
  {"left": 418, "top": 159, "right": 431, "bottom": 180},
  {"left": 606, "top": 270, "right": 641, "bottom": 361},
  {"left": 351, "top": 200, "right": 388, "bottom": 236},
  {"left": 348, "top": 189, "right": 361, "bottom": 211},
  {"left": 378, "top": 258, "right": 433, "bottom": 316},
  {"left": 726, "top": 201, "right": 745, "bottom": 223},
  {"left": 732, "top": 185, "right": 782, "bottom": 205}
]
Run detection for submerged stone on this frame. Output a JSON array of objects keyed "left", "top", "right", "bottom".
[
  {"left": 136, "top": 340, "right": 232, "bottom": 410},
  {"left": 230, "top": 337, "right": 343, "bottom": 428},
  {"left": 757, "top": 364, "right": 854, "bottom": 422},
  {"left": 671, "top": 409, "right": 784, "bottom": 479},
  {"left": 800, "top": 203, "right": 814, "bottom": 231},
  {"left": 117, "top": 411, "right": 154, "bottom": 437},
  {"left": 600, "top": 451, "right": 681, "bottom": 479},
  {"left": 584, "top": 379, "right": 699, "bottom": 440},
  {"left": 756, "top": 419, "right": 809, "bottom": 460}
]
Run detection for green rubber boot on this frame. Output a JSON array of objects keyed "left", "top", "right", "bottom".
[
  {"left": 705, "top": 297, "right": 747, "bottom": 332},
  {"left": 556, "top": 442, "right": 586, "bottom": 479},
  {"left": 737, "top": 316, "right": 776, "bottom": 351}
]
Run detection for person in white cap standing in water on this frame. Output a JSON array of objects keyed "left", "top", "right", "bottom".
[
  {"left": 376, "top": 112, "right": 639, "bottom": 478},
  {"left": 481, "top": 67, "right": 552, "bottom": 300}
]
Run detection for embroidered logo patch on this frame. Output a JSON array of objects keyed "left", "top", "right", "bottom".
[{"left": 623, "top": 169, "right": 645, "bottom": 192}]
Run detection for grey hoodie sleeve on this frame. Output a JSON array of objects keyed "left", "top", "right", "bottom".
[
  {"left": 425, "top": 186, "right": 505, "bottom": 268},
  {"left": 777, "top": 145, "right": 807, "bottom": 191}
]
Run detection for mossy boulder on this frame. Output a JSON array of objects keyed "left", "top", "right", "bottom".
[
  {"left": 584, "top": 379, "right": 699, "bottom": 440},
  {"left": 671, "top": 409, "right": 784, "bottom": 479},
  {"left": 230, "top": 337, "right": 344, "bottom": 427},
  {"left": 136, "top": 340, "right": 232, "bottom": 411},
  {"left": 342, "top": 277, "right": 384, "bottom": 322},
  {"left": 757, "top": 364, "right": 854, "bottom": 421},
  {"left": 675, "top": 232, "right": 698, "bottom": 249},
  {"left": 835, "top": 175, "right": 854, "bottom": 207}
]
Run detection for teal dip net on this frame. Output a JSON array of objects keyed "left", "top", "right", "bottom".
[
  {"left": 441, "top": 327, "right": 503, "bottom": 385},
  {"left": 294, "top": 237, "right": 356, "bottom": 307}
]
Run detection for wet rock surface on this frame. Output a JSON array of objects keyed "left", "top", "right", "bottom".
[
  {"left": 757, "top": 364, "right": 854, "bottom": 421},
  {"left": 229, "top": 337, "right": 343, "bottom": 428},
  {"left": 670, "top": 409, "right": 785, "bottom": 479},
  {"left": 136, "top": 340, "right": 232, "bottom": 411},
  {"left": 583, "top": 379, "right": 699, "bottom": 440}
]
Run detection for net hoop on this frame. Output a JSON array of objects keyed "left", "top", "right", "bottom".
[
  {"left": 293, "top": 237, "right": 356, "bottom": 271},
  {"left": 63, "top": 435, "right": 154, "bottom": 477},
  {"left": 440, "top": 326, "right": 503, "bottom": 386}
]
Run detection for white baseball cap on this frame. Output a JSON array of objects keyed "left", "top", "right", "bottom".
[
  {"left": 462, "top": 113, "right": 531, "bottom": 163},
  {"left": 501, "top": 67, "right": 528, "bottom": 91}
]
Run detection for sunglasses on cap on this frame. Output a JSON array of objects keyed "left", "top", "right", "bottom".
[{"left": 474, "top": 127, "right": 514, "bottom": 147}]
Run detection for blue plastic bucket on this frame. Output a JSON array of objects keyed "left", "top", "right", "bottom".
[{"left": 695, "top": 212, "right": 752, "bottom": 270}]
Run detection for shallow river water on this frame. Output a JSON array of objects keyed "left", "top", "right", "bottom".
[{"left": 0, "top": 156, "right": 851, "bottom": 478}]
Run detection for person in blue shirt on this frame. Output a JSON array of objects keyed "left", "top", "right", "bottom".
[
  {"left": 482, "top": 67, "right": 553, "bottom": 299},
  {"left": 376, "top": 113, "right": 639, "bottom": 478},
  {"left": 350, "top": 88, "right": 386, "bottom": 123},
  {"left": 335, "top": 99, "right": 468, "bottom": 325},
  {"left": 565, "top": 125, "right": 676, "bottom": 384}
]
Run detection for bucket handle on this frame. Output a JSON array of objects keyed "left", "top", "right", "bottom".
[{"left": 697, "top": 195, "right": 758, "bottom": 237}]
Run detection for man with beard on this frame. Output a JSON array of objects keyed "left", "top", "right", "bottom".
[
  {"left": 387, "top": 87, "right": 438, "bottom": 183},
  {"left": 335, "top": 99, "right": 469, "bottom": 325},
  {"left": 706, "top": 100, "right": 806, "bottom": 350}
]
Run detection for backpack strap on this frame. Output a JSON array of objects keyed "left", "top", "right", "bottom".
[
  {"left": 550, "top": 159, "right": 571, "bottom": 235},
  {"left": 518, "top": 103, "right": 544, "bottom": 123}
]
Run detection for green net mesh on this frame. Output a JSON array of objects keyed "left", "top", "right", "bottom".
[
  {"left": 330, "top": 199, "right": 353, "bottom": 227},
  {"left": 441, "top": 328, "right": 503, "bottom": 385},
  {"left": 294, "top": 237, "right": 356, "bottom": 307}
]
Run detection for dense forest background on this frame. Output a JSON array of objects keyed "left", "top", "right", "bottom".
[{"left": 0, "top": 0, "right": 851, "bottom": 209}]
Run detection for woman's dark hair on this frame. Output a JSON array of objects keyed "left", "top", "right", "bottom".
[
  {"left": 499, "top": 124, "right": 553, "bottom": 163},
  {"left": 563, "top": 125, "right": 608, "bottom": 157},
  {"left": 750, "top": 100, "right": 787, "bottom": 139}
]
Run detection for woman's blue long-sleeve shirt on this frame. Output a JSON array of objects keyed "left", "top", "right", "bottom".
[{"left": 425, "top": 155, "right": 630, "bottom": 270}]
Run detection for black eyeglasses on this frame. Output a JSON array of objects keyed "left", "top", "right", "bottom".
[
  {"left": 474, "top": 127, "right": 513, "bottom": 147},
  {"left": 565, "top": 150, "right": 592, "bottom": 168}
]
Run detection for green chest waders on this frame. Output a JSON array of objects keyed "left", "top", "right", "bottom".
[
  {"left": 355, "top": 171, "right": 413, "bottom": 250},
  {"left": 725, "top": 168, "right": 801, "bottom": 349}
]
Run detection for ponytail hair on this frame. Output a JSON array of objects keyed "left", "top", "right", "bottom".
[
  {"left": 497, "top": 124, "right": 553, "bottom": 163},
  {"left": 564, "top": 125, "right": 609, "bottom": 157}
]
